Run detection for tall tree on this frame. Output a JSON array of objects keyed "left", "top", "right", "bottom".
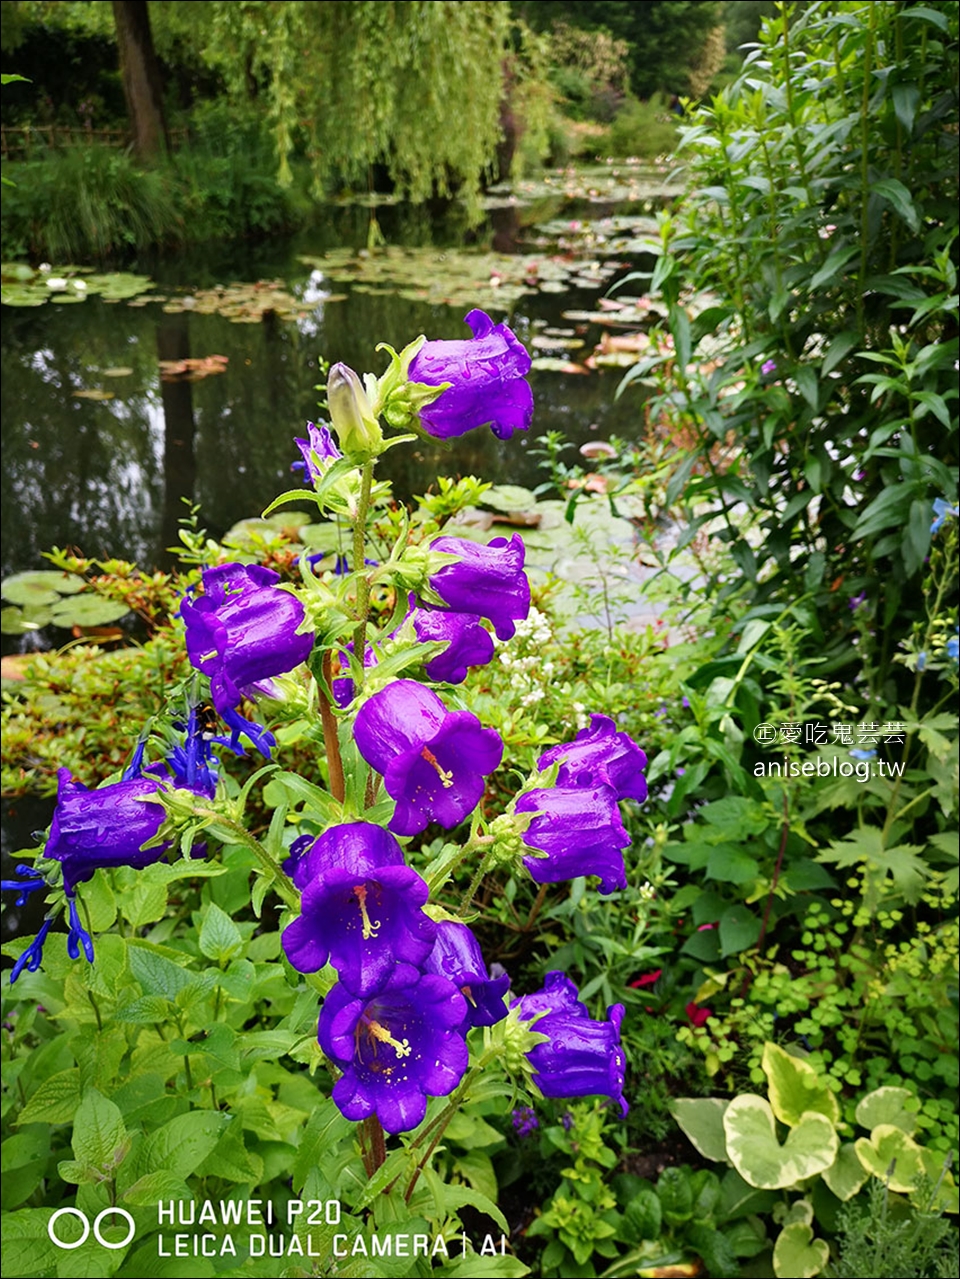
[{"left": 111, "top": 0, "right": 167, "bottom": 157}]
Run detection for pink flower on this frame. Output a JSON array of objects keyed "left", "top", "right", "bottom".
[
  {"left": 628, "top": 969, "right": 663, "bottom": 989},
  {"left": 685, "top": 1001, "right": 712, "bottom": 1028}
]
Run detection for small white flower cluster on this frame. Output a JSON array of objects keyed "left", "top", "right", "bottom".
[{"left": 497, "top": 608, "right": 558, "bottom": 709}]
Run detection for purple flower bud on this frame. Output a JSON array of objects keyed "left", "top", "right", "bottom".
[
  {"left": 319, "top": 965, "right": 469, "bottom": 1133},
  {"left": 354, "top": 680, "right": 503, "bottom": 836},
  {"left": 407, "top": 602, "right": 495, "bottom": 684},
  {"left": 514, "top": 971, "right": 627, "bottom": 1115},
  {"left": 10, "top": 920, "right": 52, "bottom": 983},
  {"left": 424, "top": 921, "right": 510, "bottom": 1029},
  {"left": 181, "top": 563, "right": 314, "bottom": 756},
  {"left": 512, "top": 1106, "right": 539, "bottom": 1137},
  {"left": 516, "top": 785, "right": 629, "bottom": 894},
  {"left": 282, "top": 823, "right": 436, "bottom": 998},
  {"left": 537, "top": 713, "right": 647, "bottom": 802},
  {"left": 407, "top": 309, "right": 533, "bottom": 441},
  {"left": 428, "top": 535, "right": 530, "bottom": 641},
  {"left": 293, "top": 421, "right": 341, "bottom": 484}
]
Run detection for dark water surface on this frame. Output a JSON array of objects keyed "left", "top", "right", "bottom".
[{"left": 2, "top": 193, "right": 661, "bottom": 584}]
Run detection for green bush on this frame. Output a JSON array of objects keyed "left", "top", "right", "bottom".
[{"left": 594, "top": 95, "right": 679, "bottom": 160}]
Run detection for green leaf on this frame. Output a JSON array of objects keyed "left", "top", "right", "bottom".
[
  {"left": 706, "top": 846, "right": 759, "bottom": 885},
  {"left": 871, "top": 179, "right": 920, "bottom": 233},
  {"left": 1, "top": 1127, "right": 50, "bottom": 1208},
  {"left": 822, "top": 1143, "right": 869, "bottom": 1201},
  {"left": 17, "top": 1068, "right": 81, "bottom": 1124},
  {"left": 0, "top": 1209, "right": 60, "bottom": 1277},
  {"left": 137, "top": 1112, "right": 226, "bottom": 1178},
  {"left": 453, "top": 1150, "right": 498, "bottom": 1201},
  {"left": 669, "top": 1098, "right": 730, "bottom": 1164},
  {"left": 127, "top": 944, "right": 194, "bottom": 1001},
  {"left": 772, "top": 1221, "right": 829, "bottom": 1279},
  {"left": 122, "top": 1169, "right": 193, "bottom": 1207},
  {"left": 292, "top": 1100, "right": 355, "bottom": 1191},
  {"left": 723, "top": 1096, "right": 838, "bottom": 1189},
  {"left": 719, "top": 905, "right": 761, "bottom": 956},
  {"left": 196, "top": 1116, "right": 263, "bottom": 1184},
  {"left": 440, "top": 1254, "right": 529, "bottom": 1277},
  {"left": 853, "top": 1124, "right": 929, "bottom": 1192},
  {"left": 808, "top": 246, "right": 858, "bottom": 291},
  {"left": 198, "top": 902, "right": 244, "bottom": 964},
  {"left": 762, "top": 1043, "right": 840, "bottom": 1127},
  {"left": 72, "top": 1089, "right": 127, "bottom": 1171},
  {"left": 442, "top": 1183, "right": 509, "bottom": 1234},
  {"left": 855, "top": 1086, "right": 918, "bottom": 1135}
]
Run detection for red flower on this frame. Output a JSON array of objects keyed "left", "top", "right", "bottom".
[{"left": 685, "top": 1001, "right": 712, "bottom": 1028}]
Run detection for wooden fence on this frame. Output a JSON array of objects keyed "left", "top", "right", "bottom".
[{"left": 1, "top": 125, "right": 190, "bottom": 161}]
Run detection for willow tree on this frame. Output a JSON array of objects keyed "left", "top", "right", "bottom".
[{"left": 201, "top": 1, "right": 511, "bottom": 210}]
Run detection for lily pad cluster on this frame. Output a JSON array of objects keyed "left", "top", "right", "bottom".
[
  {"left": 159, "top": 279, "right": 328, "bottom": 324},
  {"left": 484, "top": 162, "right": 680, "bottom": 209},
  {"left": 0, "top": 263, "right": 156, "bottom": 308},
  {"left": 1, "top": 570, "right": 130, "bottom": 635},
  {"left": 298, "top": 245, "right": 628, "bottom": 313}
]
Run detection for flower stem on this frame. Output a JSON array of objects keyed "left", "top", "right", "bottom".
[
  {"left": 457, "top": 845, "right": 495, "bottom": 917},
  {"left": 319, "top": 650, "right": 346, "bottom": 803},
  {"left": 352, "top": 459, "right": 376, "bottom": 675},
  {"left": 360, "top": 1114, "right": 386, "bottom": 1176},
  {"left": 194, "top": 811, "right": 299, "bottom": 911}
]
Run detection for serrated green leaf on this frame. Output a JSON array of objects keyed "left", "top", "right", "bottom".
[
  {"left": 17, "top": 1068, "right": 81, "bottom": 1124},
  {"left": 198, "top": 902, "right": 244, "bottom": 964},
  {"left": 72, "top": 1089, "right": 127, "bottom": 1171}
]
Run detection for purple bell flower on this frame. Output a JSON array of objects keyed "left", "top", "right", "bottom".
[
  {"left": 407, "top": 601, "right": 495, "bottom": 684},
  {"left": 424, "top": 921, "right": 510, "bottom": 1029},
  {"left": 319, "top": 965, "right": 469, "bottom": 1133},
  {"left": 181, "top": 563, "right": 314, "bottom": 756},
  {"left": 354, "top": 680, "right": 503, "bottom": 837},
  {"left": 408, "top": 309, "right": 533, "bottom": 441},
  {"left": 282, "top": 823, "right": 436, "bottom": 998},
  {"left": 46, "top": 724, "right": 217, "bottom": 896},
  {"left": 516, "top": 785, "right": 629, "bottom": 895},
  {"left": 537, "top": 713, "right": 648, "bottom": 802},
  {"left": 292, "top": 421, "right": 341, "bottom": 484},
  {"left": 428, "top": 534, "right": 530, "bottom": 641},
  {"left": 515, "top": 971, "right": 628, "bottom": 1115}
]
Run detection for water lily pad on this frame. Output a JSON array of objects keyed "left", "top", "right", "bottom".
[
  {"left": 0, "top": 263, "right": 156, "bottom": 307},
  {"left": 481, "top": 485, "right": 539, "bottom": 512},
  {"left": 101, "top": 367, "right": 134, "bottom": 378},
  {"left": 49, "top": 596, "right": 130, "bottom": 627},
  {"left": 72, "top": 388, "right": 116, "bottom": 400},
  {"left": 2, "top": 570, "right": 84, "bottom": 605},
  {"left": 1, "top": 604, "right": 53, "bottom": 634}
]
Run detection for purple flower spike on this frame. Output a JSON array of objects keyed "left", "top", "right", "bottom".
[
  {"left": 424, "top": 921, "right": 510, "bottom": 1029},
  {"left": 354, "top": 680, "right": 503, "bottom": 836},
  {"left": 319, "top": 966, "right": 469, "bottom": 1133},
  {"left": 515, "top": 971, "right": 628, "bottom": 1115},
  {"left": 10, "top": 920, "right": 53, "bottom": 983},
  {"left": 408, "top": 603, "right": 495, "bottom": 684},
  {"left": 282, "top": 823, "right": 436, "bottom": 997},
  {"left": 517, "top": 785, "right": 629, "bottom": 895},
  {"left": 293, "top": 421, "right": 341, "bottom": 484},
  {"left": 408, "top": 309, "right": 533, "bottom": 442},
  {"left": 181, "top": 563, "right": 314, "bottom": 755},
  {"left": 428, "top": 535, "right": 530, "bottom": 641},
  {"left": 538, "top": 713, "right": 648, "bottom": 802}
]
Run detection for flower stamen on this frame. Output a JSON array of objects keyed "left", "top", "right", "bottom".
[
  {"left": 353, "top": 884, "right": 381, "bottom": 939},
  {"left": 420, "top": 746, "right": 454, "bottom": 789},
  {"left": 363, "top": 1018, "right": 412, "bottom": 1059}
]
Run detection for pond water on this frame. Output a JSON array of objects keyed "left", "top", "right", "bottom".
[{"left": 2, "top": 165, "right": 675, "bottom": 586}]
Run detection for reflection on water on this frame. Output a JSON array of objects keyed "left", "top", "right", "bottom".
[{"left": 1, "top": 196, "right": 658, "bottom": 583}]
